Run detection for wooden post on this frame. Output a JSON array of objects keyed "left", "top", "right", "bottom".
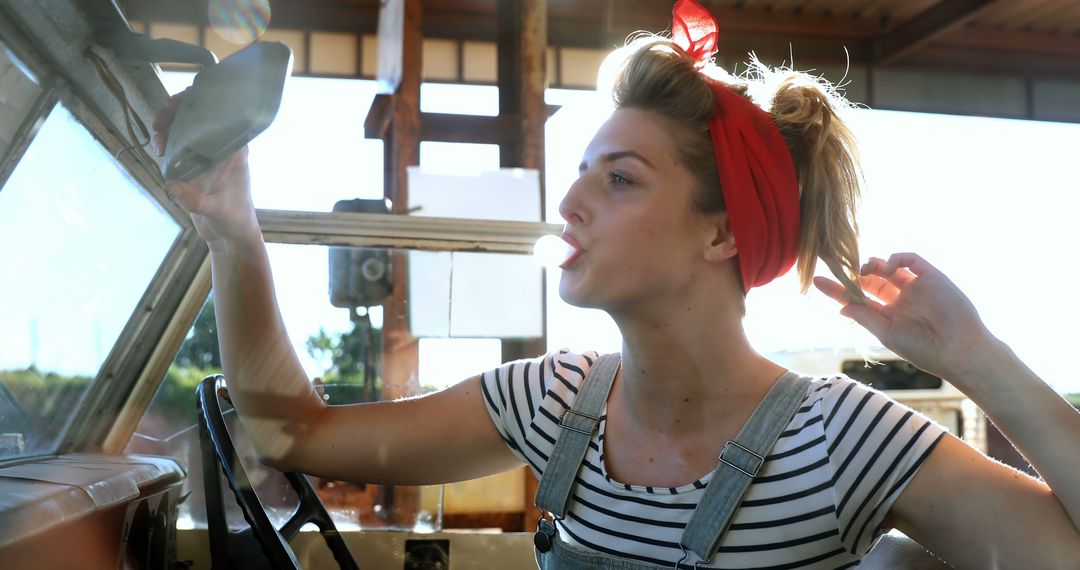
[
  {"left": 498, "top": 0, "right": 549, "bottom": 532},
  {"left": 495, "top": 1, "right": 548, "bottom": 361},
  {"left": 380, "top": 0, "right": 423, "bottom": 527},
  {"left": 520, "top": 0, "right": 548, "bottom": 182}
]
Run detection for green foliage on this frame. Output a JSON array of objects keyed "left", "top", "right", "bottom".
[
  {"left": 141, "top": 297, "right": 222, "bottom": 426},
  {"left": 143, "top": 297, "right": 396, "bottom": 428},
  {"left": 152, "top": 364, "right": 221, "bottom": 425},
  {"left": 305, "top": 321, "right": 382, "bottom": 387},
  {"left": 0, "top": 367, "right": 91, "bottom": 416},
  {"left": 1066, "top": 393, "right": 1080, "bottom": 409},
  {"left": 175, "top": 298, "right": 220, "bottom": 369},
  {"left": 306, "top": 318, "right": 384, "bottom": 404},
  {"left": 0, "top": 368, "right": 92, "bottom": 445}
]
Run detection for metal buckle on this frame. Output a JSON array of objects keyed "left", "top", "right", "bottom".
[
  {"left": 534, "top": 508, "right": 556, "bottom": 553},
  {"left": 718, "top": 440, "right": 764, "bottom": 478},
  {"left": 674, "top": 544, "right": 689, "bottom": 570},
  {"left": 559, "top": 409, "right": 600, "bottom": 435},
  {"left": 674, "top": 544, "right": 707, "bottom": 569}
]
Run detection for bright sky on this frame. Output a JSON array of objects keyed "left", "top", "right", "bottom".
[
  {"left": 3, "top": 71, "right": 1077, "bottom": 397},
  {"left": 0, "top": 104, "right": 180, "bottom": 376}
]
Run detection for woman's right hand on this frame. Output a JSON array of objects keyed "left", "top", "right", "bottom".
[{"left": 152, "top": 90, "right": 259, "bottom": 247}]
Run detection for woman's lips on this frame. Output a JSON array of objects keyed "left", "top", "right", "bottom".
[{"left": 560, "top": 233, "right": 584, "bottom": 269}]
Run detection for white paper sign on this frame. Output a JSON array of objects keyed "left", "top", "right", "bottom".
[{"left": 406, "top": 167, "right": 544, "bottom": 338}]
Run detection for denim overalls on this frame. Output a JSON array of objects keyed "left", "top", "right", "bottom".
[{"left": 533, "top": 354, "right": 812, "bottom": 569}]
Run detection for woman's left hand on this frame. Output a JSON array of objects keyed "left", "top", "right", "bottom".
[{"left": 813, "top": 252, "right": 997, "bottom": 384}]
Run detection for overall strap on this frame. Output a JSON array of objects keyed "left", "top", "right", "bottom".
[
  {"left": 680, "top": 372, "right": 812, "bottom": 562},
  {"left": 534, "top": 353, "right": 621, "bottom": 518}
]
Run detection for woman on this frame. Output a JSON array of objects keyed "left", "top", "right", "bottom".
[{"left": 155, "top": 1, "right": 1080, "bottom": 567}]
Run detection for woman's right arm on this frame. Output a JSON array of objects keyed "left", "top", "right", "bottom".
[{"left": 154, "top": 96, "right": 522, "bottom": 485}]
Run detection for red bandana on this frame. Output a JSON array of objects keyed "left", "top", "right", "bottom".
[{"left": 672, "top": 0, "right": 801, "bottom": 293}]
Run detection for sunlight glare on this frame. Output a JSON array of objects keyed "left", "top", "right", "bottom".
[
  {"left": 208, "top": 0, "right": 270, "bottom": 44},
  {"left": 532, "top": 234, "right": 570, "bottom": 269}
]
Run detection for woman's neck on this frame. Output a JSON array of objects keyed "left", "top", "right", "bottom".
[{"left": 608, "top": 291, "right": 786, "bottom": 438}]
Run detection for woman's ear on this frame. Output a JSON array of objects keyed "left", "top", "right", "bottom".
[{"left": 703, "top": 212, "right": 738, "bottom": 262}]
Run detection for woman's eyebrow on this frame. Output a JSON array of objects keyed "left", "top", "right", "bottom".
[{"left": 578, "top": 150, "right": 657, "bottom": 172}]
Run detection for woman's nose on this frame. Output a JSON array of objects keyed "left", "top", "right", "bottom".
[{"left": 558, "top": 177, "right": 586, "bottom": 225}]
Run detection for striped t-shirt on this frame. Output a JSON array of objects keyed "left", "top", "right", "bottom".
[{"left": 480, "top": 350, "right": 947, "bottom": 569}]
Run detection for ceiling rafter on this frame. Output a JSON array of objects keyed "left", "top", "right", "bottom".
[
  {"left": 115, "top": 0, "right": 1080, "bottom": 79},
  {"left": 875, "top": 0, "right": 1001, "bottom": 65}
]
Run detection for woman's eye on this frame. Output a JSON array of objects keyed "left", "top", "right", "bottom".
[{"left": 608, "top": 171, "right": 633, "bottom": 187}]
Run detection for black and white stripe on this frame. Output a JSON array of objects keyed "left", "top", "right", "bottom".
[{"left": 481, "top": 351, "right": 946, "bottom": 569}]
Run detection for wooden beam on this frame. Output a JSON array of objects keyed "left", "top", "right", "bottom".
[
  {"left": 520, "top": 0, "right": 547, "bottom": 178},
  {"left": 420, "top": 113, "right": 514, "bottom": 144},
  {"left": 120, "top": 0, "right": 876, "bottom": 48},
  {"left": 256, "top": 210, "right": 563, "bottom": 252},
  {"left": 381, "top": 0, "right": 422, "bottom": 529},
  {"left": 896, "top": 43, "right": 1080, "bottom": 79},
  {"left": 497, "top": 0, "right": 523, "bottom": 167},
  {"left": 494, "top": 0, "right": 550, "bottom": 380},
  {"left": 365, "top": 105, "right": 564, "bottom": 144},
  {"left": 935, "top": 25, "right": 1080, "bottom": 58},
  {"left": 386, "top": 0, "right": 422, "bottom": 213},
  {"left": 123, "top": 0, "right": 1080, "bottom": 81},
  {"left": 493, "top": 0, "right": 551, "bottom": 531},
  {"left": 518, "top": 0, "right": 548, "bottom": 534},
  {"left": 875, "top": 0, "right": 1000, "bottom": 65},
  {"left": 363, "top": 93, "right": 393, "bottom": 140},
  {"left": 550, "top": 5, "right": 877, "bottom": 46}
]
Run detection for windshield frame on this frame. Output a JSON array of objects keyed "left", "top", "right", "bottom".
[
  {"left": 0, "top": 0, "right": 210, "bottom": 464},
  {"left": 0, "top": 0, "right": 565, "bottom": 464},
  {"left": 45, "top": 88, "right": 209, "bottom": 455}
]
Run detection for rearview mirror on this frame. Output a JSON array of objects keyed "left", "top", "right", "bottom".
[{"left": 163, "top": 41, "right": 292, "bottom": 181}]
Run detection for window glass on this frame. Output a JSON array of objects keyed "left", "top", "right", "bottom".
[
  {"left": 161, "top": 73, "right": 385, "bottom": 212},
  {"left": 0, "top": 103, "right": 181, "bottom": 460},
  {"left": 131, "top": 75, "right": 532, "bottom": 528},
  {"left": 419, "top": 141, "right": 501, "bottom": 175},
  {"left": 249, "top": 77, "right": 385, "bottom": 211},
  {"left": 421, "top": 83, "right": 498, "bottom": 116},
  {"left": 128, "top": 244, "right": 536, "bottom": 530},
  {"left": 160, "top": 75, "right": 509, "bottom": 215}
]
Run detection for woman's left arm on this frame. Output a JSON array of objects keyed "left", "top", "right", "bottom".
[{"left": 815, "top": 253, "right": 1080, "bottom": 567}]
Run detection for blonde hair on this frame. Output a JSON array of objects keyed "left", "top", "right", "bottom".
[{"left": 610, "top": 41, "right": 866, "bottom": 302}]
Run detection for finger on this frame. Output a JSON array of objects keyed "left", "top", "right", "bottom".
[
  {"left": 884, "top": 252, "right": 937, "bottom": 277},
  {"left": 151, "top": 90, "right": 188, "bottom": 132},
  {"left": 860, "top": 256, "right": 886, "bottom": 276},
  {"left": 859, "top": 274, "right": 901, "bottom": 304},
  {"left": 862, "top": 255, "right": 916, "bottom": 289},
  {"left": 152, "top": 103, "right": 178, "bottom": 132},
  {"left": 153, "top": 131, "right": 168, "bottom": 157},
  {"left": 840, "top": 298, "right": 891, "bottom": 340},
  {"left": 812, "top": 276, "right": 848, "bottom": 305},
  {"left": 887, "top": 266, "right": 917, "bottom": 289}
]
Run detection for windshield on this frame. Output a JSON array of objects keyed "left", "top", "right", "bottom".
[{"left": 0, "top": 103, "right": 182, "bottom": 460}]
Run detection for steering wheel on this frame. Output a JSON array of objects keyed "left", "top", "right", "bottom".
[{"left": 196, "top": 375, "right": 360, "bottom": 569}]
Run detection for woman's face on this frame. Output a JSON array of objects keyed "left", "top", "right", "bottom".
[{"left": 557, "top": 107, "right": 719, "bottom": 313}]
